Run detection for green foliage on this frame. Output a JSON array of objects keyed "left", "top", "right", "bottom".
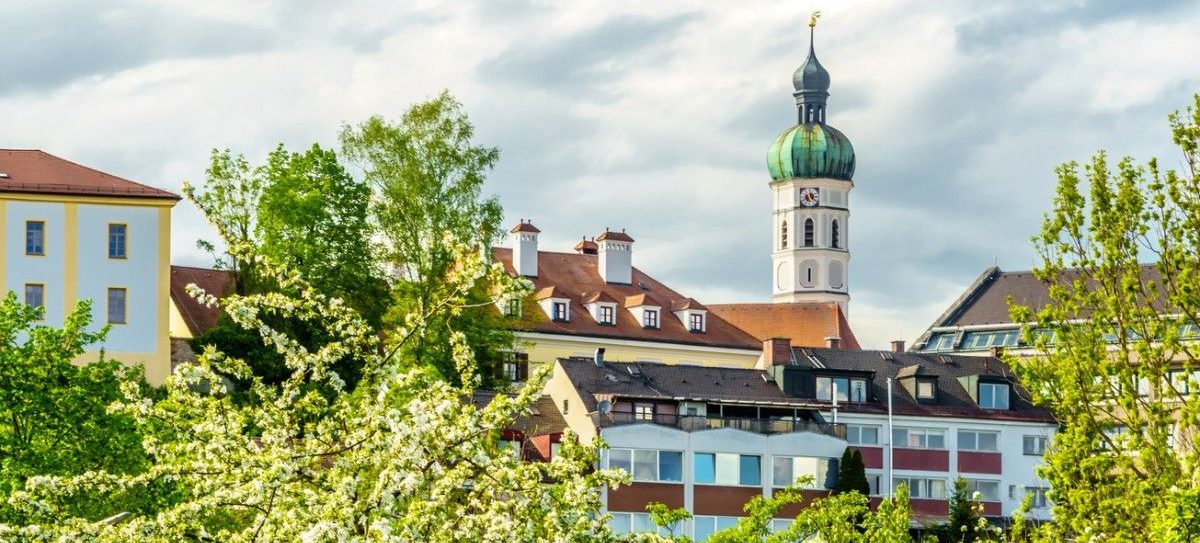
[
  {"left": 340, "top": 91, "right": 515, "bottom": 388},
  {"left": 1008, "top": 93, "right": 1200, "bottom": 541},
  {"left": 0, "top": 294, "right": 152, "bottom": 522},
  {"left": 834, "top": 448, "right": 870, "bottom": 496},
  {"left": 929, "top": 477, "right": 988, "bottom": 543}
]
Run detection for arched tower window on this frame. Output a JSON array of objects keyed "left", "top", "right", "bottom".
[
  {"left": 831, "top": 219, "right": 840, "bottom": 249},
  {"left": 781, "top": 220, "right": 788, "bottom": 249},
  {"left": 804, "top": 218, "right": 814, "bottom": 247}
]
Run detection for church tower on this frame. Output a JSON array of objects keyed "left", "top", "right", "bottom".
[{"left": 766, "top": 14, "right": 855, "bottom": 311}]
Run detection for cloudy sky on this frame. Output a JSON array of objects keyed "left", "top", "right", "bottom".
[{"left": 4, "top": 0, "right": 1199, "bottom": 348}]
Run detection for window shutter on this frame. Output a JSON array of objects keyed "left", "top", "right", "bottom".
[{"left": 517, "top": 360, "right": 529, "bottom": 381}]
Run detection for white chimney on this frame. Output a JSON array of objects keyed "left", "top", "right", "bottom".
[
  {"left": 597, "top": 228, "right": 634, "bottom": 284},
  {"left": 510, "top": 220, "right": 540, "bottom": 277}
]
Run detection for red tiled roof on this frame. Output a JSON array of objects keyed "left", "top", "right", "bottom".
[
  {"left": 574, "top": 237, "right": 598, "bottom": 253},
  {"left": 0, "top": 149, "right": 180, "bottom": 200},
  {"left": 494, "top": 248, "right": 760, "bottom": 350},
  {"left": 624, "top": 293, "right": 662, "bottom": 308},
  {"left": 595, "top": 229, "right": 634, "bottom": 242},
  {"left": 510, "top": 221, "right": 541, "bottom": 233},
  {"left": 170, "top": 265, "right": 235, "bottom": 337},
  {"left": 707, "top": 302, "right": 861, "bottom": 350},
  {"left": 672, "top": 298, "right": 706, "bottom": 311},
  {"left": 582, "top": 291, "right": 618, "bottom": 304}
]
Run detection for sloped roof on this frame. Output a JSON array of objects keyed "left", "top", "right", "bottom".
[
  {"left": 557, "top": 358, "right": 826, "bottom": 412},
  {"left": 471, "top": 392, "right": 567, "bottom": 436},
  {"left": 510, "top": 221, "right": 541, "bottom": 233},
  {"left": 596, "top": 229, "right": 634, "bottom": 242},
  {"left": 0, "top": 149, "right": 180, "bottom": 200},
  {"left": 170, "top": 265, "right": 235, "bottom": 337},
  {"left": 707, "top": 302, "right": 861, "bottom": 350},
  {"left": 494, "top": 248, "right": 760, "bottom": 350},
  {"left": 790, "top": 348, "right": 1054, "bottom": 422},
  {"left": 625, "top": 293, "right": 662, "bottom": 308}
]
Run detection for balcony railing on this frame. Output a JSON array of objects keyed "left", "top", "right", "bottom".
[{"left": 596, "top": 412, "right": 846, "bottom": 439}]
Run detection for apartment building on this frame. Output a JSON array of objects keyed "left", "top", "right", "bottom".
[{"left": 0, "top": 149, "right": 179, "bottom": 384}]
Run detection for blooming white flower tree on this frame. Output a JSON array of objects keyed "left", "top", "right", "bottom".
[{"left": 0, "top": 243, "right": 630, "bottom": 543}]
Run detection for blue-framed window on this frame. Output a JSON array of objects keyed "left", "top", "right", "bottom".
[
  {"left": 25, "top": 221, "right": 45, "bottom": 255},
  {"left": 108, "top": 224, "right": 127, "bottom": 258}
]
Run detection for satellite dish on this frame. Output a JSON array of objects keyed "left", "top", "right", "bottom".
[{"left": 597, "top": 400, "right": 612, "bottom": 415}]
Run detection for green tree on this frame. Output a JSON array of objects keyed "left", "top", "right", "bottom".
[
  {"left": 1009, "top": 93, "right": 1200, "bottom": 541},
  {"left": 0, "top": 295, "right": 152, "bottom": 522},
  {"left": 340, "top": 91, "right": 515, "bottom": 387},
  {"left": 834, "top": 448, "right": 870, "bottom": 496},
  {"left": 932, "top": 477, "right": 986, "bottom": 543}
]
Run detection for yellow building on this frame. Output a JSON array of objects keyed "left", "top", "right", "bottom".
[{"left": 0, "top": 150, "right": 179, "bottom": 384}]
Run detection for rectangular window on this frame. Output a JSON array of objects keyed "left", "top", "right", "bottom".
[
  {"left": 634, "top": 403, "right": 654, "bottom": 421},
  {"left": 610, "top": 448, "right": 683, "bottom": 483},
  {"left": 866, "top": 473, "right": 882, "bottom": 496},
  {"left": 689, "top": 313, "right": 704, "bottom": 332},
  {"left": 966, "top": 479, "right": 1001, "bottom": 502},
  {"left": 893, "top": 427, "right": 946, "bottom": 449},
  {"left": 958, "top": 430, "right": 999, "bottom": 452},
  {"left": 850, "top": 379, "right": 867, "bottom": 402},
  {"left": 696, "top": 452, "right": 760, "bottom": 486},
  {"left": 25, "top": 221, "right": 45, "bottom": 255},
  {"left": 847, "top": 424, "right": 880, "bottom": 445},
  {"left": 599, "top": 305, "right": 614, "bottom": 324},
  {"left": 552, "top": 301, "right": 568, "bottom": 321},
  {"left": 504, "top": 298, "right": 521, "bottom": 317},
  {"left": 772, "top": 456, "right": 835, "bottom": 488},
  {"left": 693, "top": 516, "right": 740, "bottom": 542},
  {"left": 107, "top": 287, "right": 127, "bottom": 324},
  {"left": 503, "top": 361, "right": 519, "bottom": 382},
  {"left": 1027, "top": 487, "right": 1050, "bottom": 508},
  {"left": 916, "top": 379, "right": 936, "bottom": 400},
  {"left": 23, "top": 284, "right": 45, "bottom": 316},
  {"left": 609, "top": 512, "right": 661, "bottom": 535},
  {"left": 979, "top": 382, "right": 1010, "bottom": 409},
  {"left": 1023, "top": 435, "right": 1049, "bottom": 456},
  {"left": 897, "top": 477, "right": 947, "bottom": 499},
  {"left": 108, "top": 223, "right": 127, "bottom": 259},
  {"left": 644, "top": 309, "right": 659, "bottom": 328}
]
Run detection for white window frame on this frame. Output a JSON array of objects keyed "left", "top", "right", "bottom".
[
  {"left": 958, "top": 430, "right": 1000, "bottom": 452},
  {"left": 893, "top": 427, "right": 946, "bottom": 450},
  {"left": 896, "top": 477, "right": 948, "bottom": 499},
  {"left": 693, "top": 516, "right": 740, "bottom": 541},
  {"left": 846, "top": 424, "right": 880, "bottom": 445},
  {"left": 979, "top": 382, "right": 1011, "bottom": 409},
  {"left": 552, "top": 301, "right": 569, "bottom": 321},
  {"left": 599, "top": 304, "right": 615, "bottom": 325},
  {"left": 608, "top": 448, "right": 683, "bottom": 483},
  {"left": 693, "top": 452, "right": 761, "bottom": 487},
  {"left": 965, "top": 479, "right": 1001, "bottom": 502},
  {"left": 644, "top": 308, "right": 659, "bottom": 328},
  {"left": 1023, "top": 434, "right": 1049, "bottom": 456},
  {"left": 772, "top": 455, "right": 835, "bottom": 488}
]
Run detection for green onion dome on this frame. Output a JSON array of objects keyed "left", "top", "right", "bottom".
[{"left": 767, "top": 123, "right": 855, "bottom": 181}]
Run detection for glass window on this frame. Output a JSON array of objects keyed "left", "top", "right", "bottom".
[
  {"left": 979, "top": 383, "right": 1010, "bottom": 409},
  {"left": 633, "top": 449, "right": 657, "bottom": 481},
  {"left": 25, "top": 221, "right": 45, "bottom": 255},
  {"left": 916, "top": 379, "right": 936, "bottom": 400},
  {"left": 967, "top": 480, "right": 1000, "bottom": 501},
  {"left": 23, "top": 284, "right": 44, "bottom": 313},
  {"left": 774, "top": 456, "right": 834, "bottom": 489},
  {"left": 108, "top": 223, "right": 127, "bottom": 258},
  {"left": 958, "top": 430, "right": 999, "bottom": 452},
  {"left": 803, "top": 218, "right": 814, "bottom": 247},
  {"left": 894, "top": 427, "right": 945, "bottom": 449},
  {"left": 770, "top": 518, "right": 793, "bottom": 533},
  {"left": 610, "top": 449, "right": 632, "bottom": 474},
  {"left": 693, "top": 517, "right": 715, "bottom": 542},
  {"left": 659, "top": 451, "right": 682, "bottom": 482},
  {"left": 738, "top": 455, "right": 761, "bottom": 486},
  {"left": 694, "top": 453, "right": 715, "bottom": 484},
  {"left": 503, "top": 361, "right": 519, "bottom": 382},
  {"left": 1023, "top": 435, "right": 1049, "bottom": 456},
  {"left": 850, "top": 379, "right": 867, "bottom": 402},
  {"left": 630, "top": 513, "right": 658, "bottom": 534},
  {"left": 610, "top": 513, "right": 631, "bottom": 534},
  {"left": 847, "top": 424, "right": 880, "bottom": 445},
  {"left": 815, "top": 376, "right": 850, "bottom": 402},
  {"left": 599, "top": 305, "right": 614, "bottom": 324},
  {"left": 866, "top": 474, "right": 881, "bottom": 495},
  {"left": 772, "top": 456, "right": 794, "bottom": 487},
  {"left": 553, "top": 302, "right": 568, "bottom": 321},
  {"left": 689, "top": 313, "right": 704, "bottom": 332},
  {"left": 1027, "top": 487, "right": 1050, "bottom": 508},
  {"left": 715, "top": 453, "right": 739, "bottom": 485},
  {"left": 899, "top": 478, "right": 948, "bottom": 499},
  {"left": 644, "top": 309, "right": 659, "bottom": 328},
  {"left": 107, "top": 287, "right": 127, "bottom": 324},
  {"left": 634, "top": 403, "right": 654, "bottom": 421}
]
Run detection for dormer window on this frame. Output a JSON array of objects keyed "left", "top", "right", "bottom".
[
  {"left": 816, "top": 376, "right": 868, "bottom": 402},
  {"left": 688, "top": 313, "right": 705, "bottom": 333},
  {"left": 553, "top": 301, "right": 569, "bottom": 322},
  {"left": 644, "top": 309, "right": 659, "bottom": 329},
  {"left": 504, "top": 298, "right": 522, "bottom": 317},
  {"left": 916, "top": 378, "right": 937, "bottom": 401},
  {"left": 599, "top": 305, "right": 615, "bottom": 325},
  {"left": 979, "top": 382, "right": 1010, "bottom": 409}
]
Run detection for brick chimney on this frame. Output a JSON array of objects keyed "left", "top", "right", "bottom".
[
  {"left": 825, "top": 336, "right": 841, "bottom": 349},
  {"left": 890, "top": 340, "right": 906, "bottom": 353},
  {"left": 510, "top": 220, "right": 540, "bottom": 277},
  {"left": 762, "top": 337, "right": 792, "bottom": 366}
]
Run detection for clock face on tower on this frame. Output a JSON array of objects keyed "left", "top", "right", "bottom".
[{"left": 799, "top": 187, "right": 819, "bottom": 207}]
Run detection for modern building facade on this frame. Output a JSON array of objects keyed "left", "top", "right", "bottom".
[{"left": 0, "top": 149, "right": 179, "bottom": 384}]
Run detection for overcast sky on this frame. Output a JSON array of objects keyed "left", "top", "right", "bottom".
[{"left": 4, "top": 0, "right": 1199, "bottom": 348}]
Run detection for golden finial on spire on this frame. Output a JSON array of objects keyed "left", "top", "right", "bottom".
[{"left": 808, "top": 10, "right": 822, "bottom": 28}]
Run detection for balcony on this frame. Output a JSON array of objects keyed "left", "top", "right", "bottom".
[{"left": 596, "top": 412, "right": 846, "bottom": 440}]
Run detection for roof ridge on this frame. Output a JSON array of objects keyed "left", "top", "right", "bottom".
[{"left": 31, "top": 149, "right": 176, "bottom": 196}]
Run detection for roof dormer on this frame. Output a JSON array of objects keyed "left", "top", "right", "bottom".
[
  {"left": 672, "top": 298, "right": 708, "bottom": 333},
  {"left": 583, "top": 291, "right": 618, "bottom": 326},
  {"left": 536, "top": 286, "right": 571, "bottom": 323},
  {"left": 625, "top": 293, "right": 662, "bottom": 330},
  {"left": 896, "top": 364, "right": 938, "bottom": 404}
]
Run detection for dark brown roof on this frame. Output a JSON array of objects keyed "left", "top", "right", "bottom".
[
  {"left": 789, "top": 348, "right": 1055, "bottom": 422},
  {"left": 510, "top": 221, "right": 541, "bottom": 233},
  {"left": 596, "top": 229, "right": 634, "bottom": 243},
  {"left": 557, "top": 358, "right": 827, "bottom": 412},
  {"left": 494, "top": 248, "right": 760, "bottom": 350},
  {"left": 708, "top": 302, "right": 861, "bottom": 350},
  {"left": 471, "top": 392, "right": 567, "bottom": 436},
  {"left": 931, "top": 264, "right": 1162, "bottom": 328},
  {"left": 0, "top": 149, "right": 180, "bottom": 200},
  {"left": 170, "top": 265, "right": 235, "bottom": 337}
]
